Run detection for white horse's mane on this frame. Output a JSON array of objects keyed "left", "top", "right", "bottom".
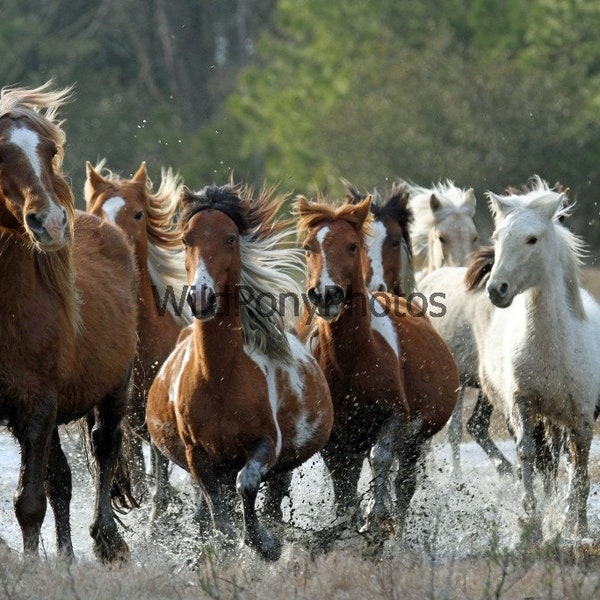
[{"left": 409, "top": 180, "right": 475, "bottom": 265}]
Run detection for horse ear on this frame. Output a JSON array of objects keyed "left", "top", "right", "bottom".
[
  {"left": 352, "top": 195, "right": 372, "bottom": 226},
  {"left": 430, "top": 193, "right": 442, "bottom": 213},
  {"left": 132, "top": 161, "right": 147, "bottom": 185},
  {"left": 295, "top": 195, "right": 313, "bottom": 216},
  {"left": 84, "top": 161, "right": 104, "bottom": 206},
  {"left": 181, "top": 185, "right": 196, "bottom": 206},
  {"left": 463, "top": 188, "right": 477, "bottom": 216},
  {"left": 487, "top": 192, "right": 515, "bottom": 223}
]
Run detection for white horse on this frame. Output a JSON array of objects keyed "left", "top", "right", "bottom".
[
  {"left": 408, "top": 180, "right": 479, "bottom": 278},
  {"left": 479, "top": 181, "right": 600, "bottom": 537},
  {"left": 418, "top": 262, "right": 512, "bottom": 477}
]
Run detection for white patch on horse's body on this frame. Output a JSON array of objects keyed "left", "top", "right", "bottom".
[
  {"left": 368, "top": 292, "right": 400, "bottom": 358},
  {"left": 367, "top": 220, "right": 387, "bottom": 291},
  {"left": 316, "top": 226, "right": 336, "bottom": 293},
  {"left": 168, "top": 339, "right": 192, "bottom": 405},
  {"left": 101, "top": 196, "right": 126, "bottom": 224},
  {"left": 284, "top": 332, "right": 324, "bottom": 448},
  {"left": 10, "top": 128, "right": 42, "bottom": 177},
  {"left": 244, "top": 347, "right": 283, "bottom": 458}
]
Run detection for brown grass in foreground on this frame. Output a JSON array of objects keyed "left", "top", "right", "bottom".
[{"left": 1, "top": 540, "right": 600, "bottom": 600}]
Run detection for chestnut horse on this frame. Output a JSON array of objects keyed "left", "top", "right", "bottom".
[
  {"left": 0, "top": 83, "right": 137, "bottom": 560},
  {"left": 343, "top": 179, "right": 416, "bottom": 297},
  {"left": 85, "top": 160, "right": 189, "bottom": 499},
  {"left": 146, "top": 184, "right": 333, "bottom": 560},
  {"left": 296, "top": 195, "right": 458, "bottom": 540}
]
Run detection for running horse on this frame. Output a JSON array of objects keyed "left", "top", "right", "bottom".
[
  {"left": 85, "top": 160, "right": 189, "bottom": 500},
  {"left": 296, "top": 195, "right": 458, "bottom": 540},
  {"left": 146, "top": 184, "right": 334, "bottom": 560},
  {"left": 342, "top": 179, "right": 416, "bottom": 297},
  {"left": 0, "top": 83, "right": 138, "bottom": 560}
]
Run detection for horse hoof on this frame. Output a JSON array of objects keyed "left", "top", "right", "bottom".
[
  {"left": 246, "top": 525, "right": 281, "bottom": 561},
  {"left": 92, "top": 532, "right": 130, "bottom": 563},
  {"left": 495, "top": 460, "right": 514, "bottom": 477}
]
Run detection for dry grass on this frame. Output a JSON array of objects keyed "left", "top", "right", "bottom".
[{"left": 2, "top": 540, "right": 600, "bottom": 600}]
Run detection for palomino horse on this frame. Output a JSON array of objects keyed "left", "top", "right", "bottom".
[
  {"left": 476, "top": 179, "right": 600, "bottom": 537},
  {"left": 342, "top": 179, "right": 416, "bottom": 297},
  {"left": 85, "top": 160, "right": 189, "bottom": 499},
  {"left": 296, "top": 195, "right": 458, "bottom": 540},
  {"left": 146, "top": 184, "right": 333, "bottom": 560},
  {"left": 408, "top": 179, "right": 479, "bottom": 277},
  {"left": 0, "top": 83, "right": 138, "bottom": 560}
]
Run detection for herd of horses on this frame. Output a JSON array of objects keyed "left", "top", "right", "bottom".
[{"left": 1, "top": 81, "right": 600, "bottom": 564}]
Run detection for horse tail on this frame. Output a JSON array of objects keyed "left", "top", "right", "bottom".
[{"left": 464, "top": 246, "right": 495, "bottom": 291}]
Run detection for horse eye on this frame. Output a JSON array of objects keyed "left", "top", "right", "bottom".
[
  {"left": 348, "top": 243, "right": 358, "bottom": 254},
  {"left": 527, "top": 236, "right": 538, "bottom": 245},
  {"left": 134, "top": 211, "right": 144, "bottom": 221},
  {"left": 226, "top": 235, "right": 236, "bottom": 246},
  {"left": 438, "top": 235, "right": 446, "bottom": 244},
  {"left": 181, "top": 238, "right": 189, "bottom": 247},
  {"left": 391, "top": 239, "right": 400, "bottom": 249}
]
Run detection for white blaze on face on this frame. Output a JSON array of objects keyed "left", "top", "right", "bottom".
[
  {"left": 10, "top": 128, "right": 42, "bottom": 177},
  {"left": 367, "top": 220, "right": 387, "bottom": 291},
  {"left": 316, "top": 226, "right": 336, "bottom": 295},
  {"left": 102, "top": 196, "right": 126, "bottom": 224}
]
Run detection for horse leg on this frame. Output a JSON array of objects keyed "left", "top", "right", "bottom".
[
  {"left": 13, "top": 395, "right": 56, "bottom": 555},
  {"left": 320, "top": 444, "right": 364, "bottom": 526},
  {"left": 88, "top": 379, "right": 131, "bottom": 562},
  {"left": 394, "top": 429, "right": 422, "bottom": 540},
  {"left": 564, "top": 421, "right": 593, "bottom": 537},
  {"left": 512, "top": 396, "right": 540, "bottom": 530},
  {"left": 466, "top": 391, "right": 513, "bottom": 476},
  {"left": 44, "top": 427, "right": 73, "bottom": 558},
  {"left": 147, "top": 442, "right": 172, "bottom": 535},
  {"left": 261, "top": 470, "right": 293, "bottom": 524},
  {"left": 185, "top": 445, "right": 236, "bottom": 541},
  {"left": 446, "top": 385, "right": 464, "bottom": 478},
  {"left": 366, "top": 416, "right": 402, "bottom": 539},
  {"left": 236, "top": 438, "right": 281, "bottom": 560}
]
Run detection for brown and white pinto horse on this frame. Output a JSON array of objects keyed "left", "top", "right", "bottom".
[
  {"left": 296, "top": 195, "right": 458, "bottom": 539},
  {"left": 146, "top": 184, "right": 333, "bottom": 560},
  {"left": 0, "top": 83, "right": 138, "bottom": 561},
  {"left": 85, "top": 160, "right": 189, "bottom": 498},
  {"left": 343, "top": 179, "right": 416, "bottom": 297}
]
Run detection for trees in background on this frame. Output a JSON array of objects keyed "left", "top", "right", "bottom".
[{"left": 1, "top": 0, "right": 599, "bottom": 248}]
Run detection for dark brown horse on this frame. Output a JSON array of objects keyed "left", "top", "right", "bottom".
[
  {"left": 85, "top": 160, "right": 189, "bottom": 501},
  {"left": 343, "top": 179, "right": 416, "bottom": 297},
  {"left": 146, "top": 184, "right": 333, "bottom": 559},
  {"left": 0, "top": 82, "right": 138, "bottom": 561},
  {"left": 296, "top": 195, "right": 458, "bottom": 540}
]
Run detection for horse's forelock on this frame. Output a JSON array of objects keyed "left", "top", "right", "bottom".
[{"left": 180, "top": 185, "right": 249, "bottom": 232}]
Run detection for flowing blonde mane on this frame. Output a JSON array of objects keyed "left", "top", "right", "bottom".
[
  {"left": 181, "top": 184, "right": 305, "bottom": 362},
  {"left": 89, "top": 160, "right": 191, "bottom": 326},
  {"left": 0, "top": 81, "right": 81, "bottom": 333}
]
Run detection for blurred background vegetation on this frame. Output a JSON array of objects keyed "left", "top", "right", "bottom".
[{"left": 3, "top": 0, "right": 600, "bottom": 253}]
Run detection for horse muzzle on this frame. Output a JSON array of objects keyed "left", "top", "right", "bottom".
[
  {"left": 25, "top": 206, "right": 68, "bottom": 250},
  {"left": 307, "top": 285, "right": 345, "bottom": 320},
  {"left": 188, "top": 285, "right": 218, "bottom": 320},
  {"left": 487, "top": 280, "right": 513, "bottom": 308}
]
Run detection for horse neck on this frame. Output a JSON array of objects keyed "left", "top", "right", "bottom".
[
  {"left": 192, "top": 274, "right": 245, "bottom": 376},
  {"left": 319, "top": 268, "right": 373, "bottom": 351},
  {"left": 521, "top": 255, "right": 584, "bottom": 341},
  {"left": 0, "top": 235, "right": 38, "bottom": 307}
]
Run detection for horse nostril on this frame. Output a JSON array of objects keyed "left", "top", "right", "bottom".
[
  {"left": 377, "top": 283, "right": 387, "bottom": 292},
  {"left": 25, "top": 211, "right": 46, "bottom": 234},
  {"left": 499, "top": 282, "right": 508, "bottom": 297},
  {"left": 327, "top": 286, "right": 344, "bottom": 305},
  {"left": 187, "top": 288, "right": 197, "bottom": 310},
  {"left": 307, "top": 287, "right": 321, "bottom": 305}
]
